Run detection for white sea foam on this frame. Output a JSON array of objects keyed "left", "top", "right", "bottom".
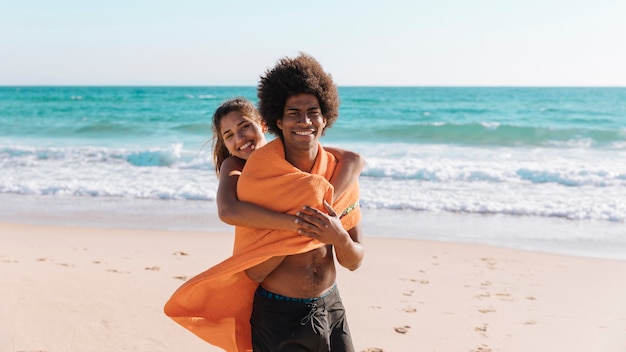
[
  {"left": 1, "top": 142, "right": 625, "bottom": 223},
  {"left": 0, "top": 144, "right": 218, "bottom": 201},
  {"left": 480, "top": 122, "right": 500, "bottom": 130}
]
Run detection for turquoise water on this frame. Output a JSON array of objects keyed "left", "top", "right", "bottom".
[
  {"left": 1, "top": 87, "right": 626, "bottom": 255},
  {"left": 2, "top": 85, "right": 625, "bottom": 207},
  {"left": 2, "top": 86, "right": 625, "bottom": 148}
]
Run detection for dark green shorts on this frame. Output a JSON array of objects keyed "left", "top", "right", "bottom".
[{"left": 250, "top": 284, "right": 354, "bottom": 352}]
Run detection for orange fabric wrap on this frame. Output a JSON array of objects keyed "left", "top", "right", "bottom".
[{"left": 163, "top": 139, "right": 361, "bottom": 352}]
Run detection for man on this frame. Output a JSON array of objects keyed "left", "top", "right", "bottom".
[
  {"left": 164, "top": 53, "right": 363, "bottom": 352},
  {"left": 240, "top": 53, "right": 364, "bottom": 351}
]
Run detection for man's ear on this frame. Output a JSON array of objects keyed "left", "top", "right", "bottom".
[{"left": 276, "top": 119, "right": 283, "bottom": 130}]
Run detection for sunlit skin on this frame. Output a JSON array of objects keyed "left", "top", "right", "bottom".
[{"left": 219, "top": 111, "right": 266, "bottom": 160}]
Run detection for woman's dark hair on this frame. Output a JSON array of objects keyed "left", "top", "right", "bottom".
[
  {"left": 257, "top": 53, "right": 340, "bottom": 139},
  {"left": 210, "top": 97, "right": 262, "bottom": 175}
]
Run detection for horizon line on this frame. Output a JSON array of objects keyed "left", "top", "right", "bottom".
[{"left": 2, "top": 84, "right": 626, "bottom": 89}]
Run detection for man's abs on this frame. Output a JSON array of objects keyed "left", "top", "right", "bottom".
[{"left": 260, "top": 244, "right": 337, "bottom": 298}]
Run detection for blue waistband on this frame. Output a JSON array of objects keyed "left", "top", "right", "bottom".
[{"left": 255, "top": 283, "right": 337, "bottom": 304}]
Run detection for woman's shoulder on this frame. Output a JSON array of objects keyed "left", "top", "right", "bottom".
[{"left": 220, "top": 156, "right": 246, "bottom": 173}]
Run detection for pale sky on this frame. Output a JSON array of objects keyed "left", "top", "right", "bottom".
[{"left": 1, "top": 0, "right": 625, "bottom": 86}]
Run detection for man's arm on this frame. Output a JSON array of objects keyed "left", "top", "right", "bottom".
[
  {"left": 332, "top": 224, "right": 364, "bottom": 271},
  {"left": 296, "top": 201, "right": 364, "bottom": 271}
]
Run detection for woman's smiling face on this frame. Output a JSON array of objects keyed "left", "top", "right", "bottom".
[{"left": 220, "top": 111, "right": 266, "bottom": 160}]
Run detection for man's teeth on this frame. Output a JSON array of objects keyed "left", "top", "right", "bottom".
[{"left": 295, "top": 130, "right": 314, "bottom": 135}]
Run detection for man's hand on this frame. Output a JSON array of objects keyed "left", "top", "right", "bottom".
[{"left": 295, "top": 201, "right": 350, "bottom": 246}]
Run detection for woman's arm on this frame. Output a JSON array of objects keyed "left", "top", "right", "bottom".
[
  {"left": 325, "top": 147, "right": 365, "bottom": 202},
  {"left": 216, "top": 156, "right": 299, "bottom": 231},
  {"left": 245, "top": 256, "right": 286, "bottom": 282}
]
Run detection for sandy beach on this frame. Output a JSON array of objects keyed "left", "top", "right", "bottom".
[{"left": 1, "top": 220, "right": 625, "bottom": 352}]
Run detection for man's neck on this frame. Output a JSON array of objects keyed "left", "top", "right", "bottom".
[{"left": 284, "top": 146, "right": 319, "bottom": 173}]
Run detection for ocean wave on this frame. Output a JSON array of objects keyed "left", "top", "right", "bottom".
[
  {"left": 172, "top": 122, "right": 212, "bottom": 135},
  {"left": 357, "top": 177, "right": 626, "bottom": 223},
  {"left": 350, "top": 122, "right": 626, "bottom": 147},
  {"left": 0, "top": 144, "right": 213, "bottom": 168},
  {"left": 360, "top": 164, "right": 625, "bottom": 188},
  {"left": 74, "top": 122, "right": 139, "bottom": 135},
  {"left": 125, "top": 144, "right": 183, "bottom": 167},
  {"left": 2, "top": 139, "right": 625, "bottom": 223}
]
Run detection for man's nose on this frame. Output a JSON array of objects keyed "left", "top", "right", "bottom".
[{"left": 297, "top": 113, "right": 311, "bottom": 124}]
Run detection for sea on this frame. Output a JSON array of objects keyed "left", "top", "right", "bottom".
[{"left": 1, "top": 86, "right": 625, "bottom": 260}]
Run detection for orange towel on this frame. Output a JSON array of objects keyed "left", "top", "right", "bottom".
[{"left": 163, "top": 139, "right": 361, "bottom": 352}]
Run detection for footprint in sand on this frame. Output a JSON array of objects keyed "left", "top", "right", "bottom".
[
  {"left": 107, "top": 269, "right": 130, "bottom": 274},
  {"left": 173, "top": 275, "right": 188, "bottom": 281},
  {"left": 480, "top": 257, "right": 497, "bottom": 270},
  {"left": 474, "top": 324, "right": 488, "bottom": 337},
  {"left": 495, "top": 292, "right": 514, "bottom": 301},
  {"left": 474, "top": 292, "right": 490, "bottom": 299},
  {"left": 145, "top": 266, "right": 160, "bottom": 271},
  {"left": 362, "top": 348, "right": 384, "bottom": 352},
  {"left": 394, "top": 325, "right": 411, "bottom": 334},
  {"left": 472, "top": 344, "right": 492, "bottom": 352},
  {"left": 403, "top": 306, "right": 417, "bottom": 313}
]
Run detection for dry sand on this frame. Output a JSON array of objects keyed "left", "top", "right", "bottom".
[{"left": 1, "top": 221, "right": 625, "bottom": 352}]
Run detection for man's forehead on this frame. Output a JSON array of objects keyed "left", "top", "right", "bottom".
[{"left": 285, "top": 94, "right": 320, "bottom": 109}]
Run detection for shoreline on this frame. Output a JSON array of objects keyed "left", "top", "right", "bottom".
[
  {"left": 2, "top": 221, "right": 626, "bottom": 351},
  {"left": 1, "top": 193, "right": 625, "bottom": 261}
]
